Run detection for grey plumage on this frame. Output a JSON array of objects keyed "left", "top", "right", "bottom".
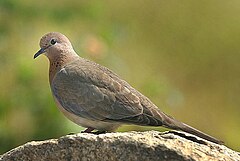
[{"left": 52, "top": 57, "right": 163, "bottom": 125}]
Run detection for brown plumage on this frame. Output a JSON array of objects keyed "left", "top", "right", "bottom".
[{"left": 34, "top": 32, "right": 223, "bottom": 144}]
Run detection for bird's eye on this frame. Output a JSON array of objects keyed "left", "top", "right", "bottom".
[{"left": 50, "top": 39, "right": 57, "bottom": 45}]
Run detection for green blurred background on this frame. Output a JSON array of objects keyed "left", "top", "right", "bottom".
[{"left": 0, "top": 0, "right": 239, "bottom": 153}]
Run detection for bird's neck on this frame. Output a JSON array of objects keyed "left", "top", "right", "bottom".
[{"left": 48, "top": 53, "right": 79, "bottom": 83}]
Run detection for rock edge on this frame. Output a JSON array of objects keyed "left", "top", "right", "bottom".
[{"left": 0, "top": 131, "right": 239, "bottom": 161}]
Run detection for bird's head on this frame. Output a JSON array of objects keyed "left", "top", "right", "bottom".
[{"left": 34, "top": 32, "right": 74, "bottom": 60}]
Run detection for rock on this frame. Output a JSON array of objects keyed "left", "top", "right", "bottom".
[{"left": 0, "top": 131, "right": 239, "bottom": 161}]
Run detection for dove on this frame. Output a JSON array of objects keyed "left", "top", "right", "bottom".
[{"left": 34, "top": 32, "right": 223, "bottom": 144}]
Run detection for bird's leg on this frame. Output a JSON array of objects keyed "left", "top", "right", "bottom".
[
  {"left": 91, "top": 130, "right": 106, "bottom": 135},
  {"left": 81, "top": 128, "right": 106, "bottom": 135},
  {"left": 81, "top": 127, "right": 95, "bottom": 133}
]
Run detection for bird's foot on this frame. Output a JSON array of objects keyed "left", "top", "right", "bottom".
[
  {"left": 91, "top": 131, "right": 106, "bottom": 135},
  {"left": 81, "top": 127, "right": 106, "bottom": 135},
  {"left": 81, "top": 127, "right": 95, "bottom": 133}
]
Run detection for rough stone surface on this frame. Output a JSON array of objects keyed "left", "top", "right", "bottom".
[{"left": 0, "top": 131, "right": 239, "bottom": 161}]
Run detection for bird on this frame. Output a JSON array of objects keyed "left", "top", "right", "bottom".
[{"left": 34, "top": 32, "right": 223, "bottom": 144}]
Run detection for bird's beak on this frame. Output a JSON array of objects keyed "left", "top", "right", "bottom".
[{"left": 34, "top": 48, "right": 46, "bottom": 59}]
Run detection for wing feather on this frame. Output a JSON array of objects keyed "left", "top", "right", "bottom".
[{"left": 51, "top": 58, "right": 144, "bottom": 121}]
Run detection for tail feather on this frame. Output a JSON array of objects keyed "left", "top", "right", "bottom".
[{"left": 161, "top": 113, "right": 223, "bottom": 144}]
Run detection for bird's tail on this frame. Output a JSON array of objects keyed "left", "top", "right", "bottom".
[{"left": 161, "top": 112, "right": 223, "bottom": 144}]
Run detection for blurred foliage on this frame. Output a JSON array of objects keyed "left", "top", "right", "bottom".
[{"left": 0, "top": 0, "right": 240, "bottom": 153}]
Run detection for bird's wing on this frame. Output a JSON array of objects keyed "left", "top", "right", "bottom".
[{"left": 51, "top": 58, "right": 147, "bottom": 122}]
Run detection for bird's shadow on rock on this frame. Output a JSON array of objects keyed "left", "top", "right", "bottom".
[{"left": 162, "top": 131, "right": 208, "bottom": 145}]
